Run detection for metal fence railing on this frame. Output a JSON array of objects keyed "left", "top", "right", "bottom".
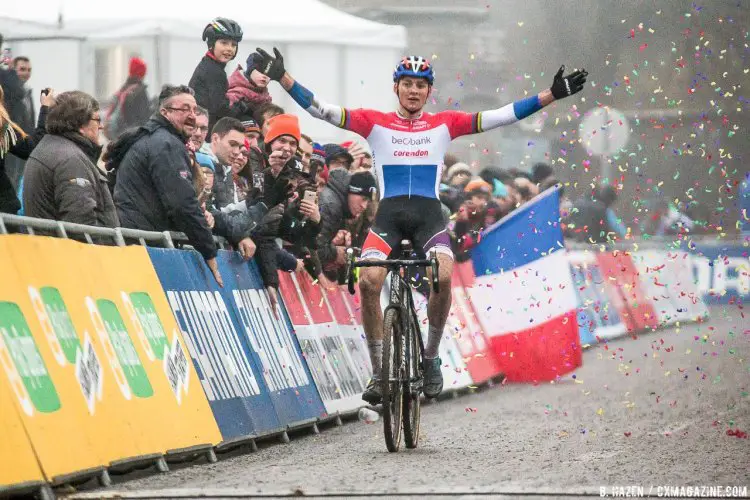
[{"left": 0, "top": 213, "right": 229, "bottom": 251}]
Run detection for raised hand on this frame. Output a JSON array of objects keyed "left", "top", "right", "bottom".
[
  {"left": 550, "top": 65, "right": 588, "bottom": 99},
  {"left": 255, "top": 47, "right": 286, "bottom": 81}
]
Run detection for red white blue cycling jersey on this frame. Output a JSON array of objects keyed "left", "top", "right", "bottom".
[
  {"left": 342, "top": 109, "right": 476, "bottom": 199},
  {"left": 287, "top": 80, "right": 544, "bottom": 201}
]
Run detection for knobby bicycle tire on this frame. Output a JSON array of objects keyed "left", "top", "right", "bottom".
[
  {"left": 403, "top": 307, "right": 421, "bottom": 449},
  {"left": 381, "top": 307, "right": 403, "bottom": 452}
]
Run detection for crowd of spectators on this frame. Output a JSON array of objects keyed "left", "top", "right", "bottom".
[{"left": 0, "top": 22, "right": 700, "bottom": 306}]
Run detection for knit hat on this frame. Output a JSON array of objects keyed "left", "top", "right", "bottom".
[
  {"left": 464, "top": 178, "right": 492, "bottom": 196},
  {"left": 445, "top": 162, "right": 471, "bottom": 182},
  {"left": 348, "top": 171, "right": 377, "bottom": 196},
  {"left": 323, "top": 143, "right": 354, "bottom": 166},
  {"left": 311, "top": 142, "right": 326, "bottom": 165},
  {"left": 492, "top": 179, "right": 509, "bottom": 198},
  {"left": 264, "top": 114, "right": 301, "bottom": 148},
  {"left": 241, "top": 118, "right": 260, "bottom": 135},
  {"left": 128, "top": 57, "right": 147, "bottom": 79},
  {"left": 245, "top": 52, "right": 263, "bottom": 77},
  {"left": 194, "top": 152, "right": 215, "bottom": 172}
]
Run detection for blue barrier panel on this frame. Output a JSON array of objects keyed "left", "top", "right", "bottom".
[
  {"left": 218, "top": 251, "right": 324, "bottom": 425},
  {"left": 148, "top": 248, "right": 280, "bottom": 438},
  {"left": 685, "top": 241, "right": 749, "bottom": 304}
]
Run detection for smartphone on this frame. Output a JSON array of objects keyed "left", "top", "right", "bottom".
[{"left": 303, "top": 190, "right": 317, "bottom": 204}]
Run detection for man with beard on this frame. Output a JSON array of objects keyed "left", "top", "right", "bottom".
[
  {"left": 112, "top": 84, "right": 222, "bottom": 285},
  {"left": 189, "top": 106, "right": 210, "bottom": 151}
]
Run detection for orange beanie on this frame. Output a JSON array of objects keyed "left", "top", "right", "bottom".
[{"left": 264, "top": 114, "right": 301, "bottom": 147}]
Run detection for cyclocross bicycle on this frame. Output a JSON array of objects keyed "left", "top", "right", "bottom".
[{"left": 346, "top": 240, "right": 440, "bottom": 452}]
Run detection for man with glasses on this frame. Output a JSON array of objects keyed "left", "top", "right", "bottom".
[
  {"left": 189, "top": 106, "right": 210, "bottom": 151},
  {"left": 113, "top": 84, "right": 223, "bottom": 285}
]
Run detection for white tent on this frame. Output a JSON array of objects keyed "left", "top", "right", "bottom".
[{"left": 1, "top": 0, "right": 406, "bottom": 143}]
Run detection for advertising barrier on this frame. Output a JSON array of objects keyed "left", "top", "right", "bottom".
[
  {"left": 0, "top": 235, "right": 220, "bottom": 484},
  {"left": 686, "top": 240, "right": 749, "bottom": 304},
  {"left": 277, "top": 271, "right": 369, "bottom": 414},
  {"left": 0, "top": 374, "right": 47, "bottom": 493},
  {"left": 630, "top": 249, "right": 709, "bottom": 326},
  {"left": 148, "top": 248, "right": 325, "bottom": 440}
]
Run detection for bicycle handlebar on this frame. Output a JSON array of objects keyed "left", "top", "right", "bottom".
[{"left": 345, "top": 248, "right": 441, "bottom": 295}]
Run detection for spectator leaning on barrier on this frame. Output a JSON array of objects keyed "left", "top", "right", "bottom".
[
  {"left": 227, "top": 52, "right": 273, "bottom": 118},
  {"left": 0, "top": 85, "right": 54, "bottom": 215},
  {"left": 207, "top": 117, "right": 247, "bottom": 211},
  {"left": 189, "top": 17, "right": 243, "bottom": 133},
  {"left": 317, "top": 169, "right": 376, "bottom": 282},
  {"left": 110, "top": 84, "right": 222, "bottom": 285},
  {"left": 23, "top": 91, "right": 118, "bottom": 228},
  {"left": 263, "top": 113, "right": 301, "bottom": 200}
]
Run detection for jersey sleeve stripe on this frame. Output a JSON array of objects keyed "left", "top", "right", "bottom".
[
  {"left": 340, "top": 107, "right": 348, "bottom": 128},
  {"left": 512, "top": 95, "right": 542, "bottom": 120},
  {"left": 476, "top": 112, "right": 483, "bottom": 133}
]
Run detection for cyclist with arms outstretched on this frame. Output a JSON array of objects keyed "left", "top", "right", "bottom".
[{"left": 256, "top": 48, "right": 587, "bottom": 404}]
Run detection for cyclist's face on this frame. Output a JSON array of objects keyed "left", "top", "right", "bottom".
[
  {"left": 395, "top": 77, "right": 431, "bottom": 113},
  {"left": 213, "top": 39, "right": 238, "bottom": 63}
]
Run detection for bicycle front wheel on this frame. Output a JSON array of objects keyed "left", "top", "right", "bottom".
[{"left": 381, "top": 307, "right": 404, "bottom": 452}]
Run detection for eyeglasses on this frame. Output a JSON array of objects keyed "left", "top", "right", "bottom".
[
  {"left": 90, "top": 116, "right": 102, "bottom": 123},
  {"left": 165, "top": 106, "right": 197, "bottom": 115},
  {"left": 196, "top": 125, "right": 209, "bottom": 132}
]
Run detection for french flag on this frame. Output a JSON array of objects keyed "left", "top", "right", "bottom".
[{"left": 465, "top": 187, "right": 582, "bottom": 382}]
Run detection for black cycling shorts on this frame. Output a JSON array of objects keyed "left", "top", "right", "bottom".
[{"left": 361, "top": 195, "right": 453, "bottom": 260}]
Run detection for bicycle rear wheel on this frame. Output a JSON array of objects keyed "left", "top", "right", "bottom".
[
  {"left": 402, "top": 310, "right": 422, "bottom": 449},
  {"left": 381, "top": 307, "right": 403, "bottom": 452}
]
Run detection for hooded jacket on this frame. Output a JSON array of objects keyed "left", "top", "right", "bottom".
[
  {"left": 112, "top": 113, "right": 217, "bottom": 260},
  {"left": 23, "top": 132, "right": 118, "bottom": 228},
  {"left": 226, "top": 68, "right": 272, "bottom": 110},
  {"left": 189, "top": 54, "right": 231, "bottom": 133},
  {"left": 316, "top": 168, "right": 351, "bottom": 268}
]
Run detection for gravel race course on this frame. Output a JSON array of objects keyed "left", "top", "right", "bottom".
[{"left": 67, "top": 305, "right": 748, "bottom": 499}]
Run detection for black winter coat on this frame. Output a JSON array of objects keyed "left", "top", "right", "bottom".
[
  {"left": 316, "top": 169, "right": 351, "bottom": 267},
  {"left": 23, "top": 132, "right": 118, "bottom": 228},
  {"left": 112, "top": 113, "right": 217, "bottom": 259},
  {"left": 0, "top": 106, "right": 48, "bottom": 214},
  {"left": 189, "top": 55, "right": 231, "bottom": 133}
]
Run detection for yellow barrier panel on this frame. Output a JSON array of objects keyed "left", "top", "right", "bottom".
[
  {"left": 0, "top": 372, "right": 46, "bottom": 490},
  {"left": 0, "top": 235, "right": 220, "bottom": 482}
]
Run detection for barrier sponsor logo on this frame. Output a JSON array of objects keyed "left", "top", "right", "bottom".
[
  {"left": 163, "top": 335, "right": 189, "bottom": 404},
  {"left": 232, "top": 288, "right": 310, "bottom": 392},
  {"left": 89, "top": 298, "right": 153, "bottom": 399},
  {"left": 123, "top": 291, "right": 169, "bottom": 361},
  {"left": 75, "top": 333, "right": 103, "bottom": 414},
  {"left": 0, "top": 302, "right": 60, "bottom": 415},
  {"left": 31, "top": 286, "right": 80, "bottom": 365},
  {"left": 690, "top": 252, "right": 749, "bottom": 302}
]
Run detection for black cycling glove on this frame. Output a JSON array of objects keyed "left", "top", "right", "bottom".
[
  {"left": 550, "top": 65, "right": 588, "bottom": 99},
  {"left": 255, "top": 47, "right": 286, "bottom": 81}
]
